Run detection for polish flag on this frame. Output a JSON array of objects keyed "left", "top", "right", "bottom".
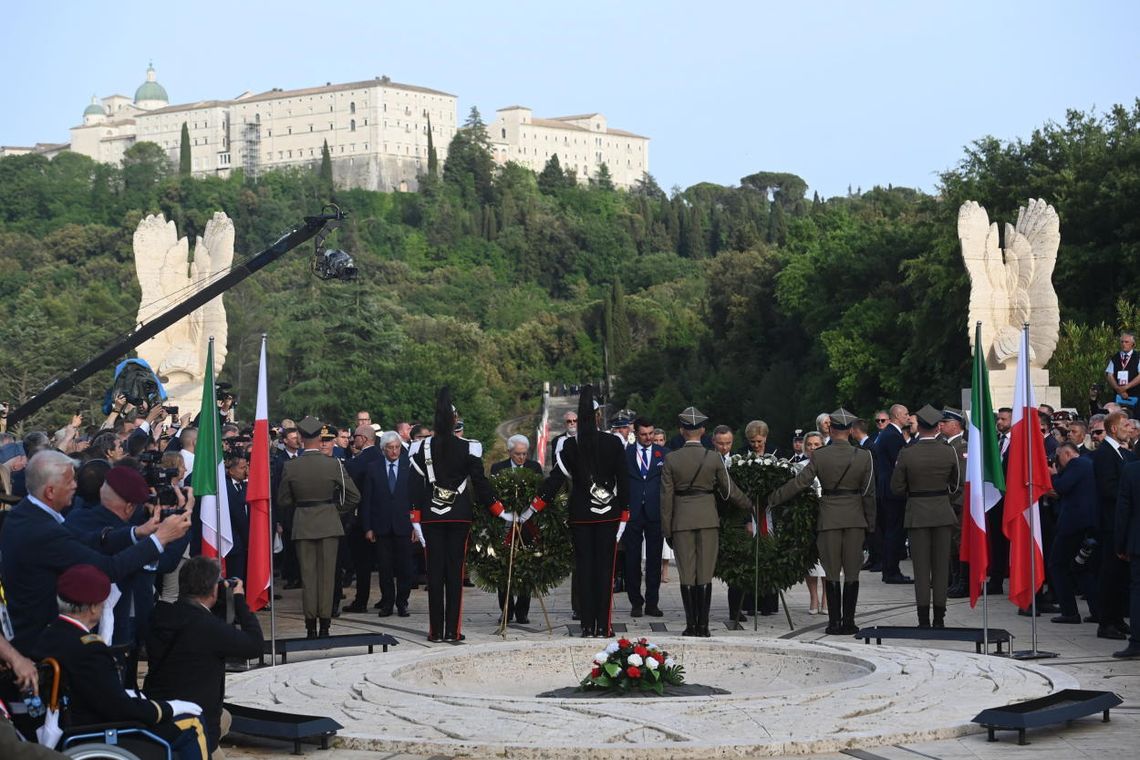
[
  {"left": 245, "top": 336, "right": 272, "bottom": 612},
  {"left": 1002, "top": 326, "right": 1051, "bottom": 610}
]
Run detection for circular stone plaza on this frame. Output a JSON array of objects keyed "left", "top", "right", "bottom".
[{"left": 220, "top": 573, "right": 1137, "bottom": 760}]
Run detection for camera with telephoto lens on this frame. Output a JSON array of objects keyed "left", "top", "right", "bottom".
[
  {"left": 137, "top": 450, "right": 180, "bottom": 508},
  {"left": 1074, "top": 536, "right": 1097, "bottom": 569}
]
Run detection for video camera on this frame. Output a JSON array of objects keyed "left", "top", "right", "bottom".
[{"left": 137, "top": 450, "right": 180, "bottom": 507}]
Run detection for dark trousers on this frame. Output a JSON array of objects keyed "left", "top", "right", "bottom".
[
  {"left": 281, "top": 517, "right": 300, "bottom": 582},
  {"left": 332, "top": 534, "right": 349, "bottom": 607},
  {"left": 573, "top": 521, "right": 619, "bottom": 634},
  {"left": 1048, "top": 530, "right": 1099, "bottom": 618},
  {"left": 376, "top": 532, "right": 414, "bottom": 611},
  {"left": 1129, "top": 552, "right": 1140, "bottom": 645},
  {"left": 423, "top": 522, "right": 470, "bottom": 637},
  {"left": 987, "top": 500, "right": 1010, "bottom": 586},
  {"left": 623, "top": 519, "right": 663, "bottom": 609},
  {"left": 497, "top": 588, "right": 531, "bottom": 621},
  {"left": 1098, "top": 529, "right": 1131, "bottom": 627},
  {"left": 347, "top": 522, "right": 375, "bottom": 605},
  {"left": 880, "top": 496, "right": 906, "bottom": 575}
]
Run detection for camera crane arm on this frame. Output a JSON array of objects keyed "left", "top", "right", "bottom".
[{"left": 5, "top": 210, "right": 345, "bottom": 427}]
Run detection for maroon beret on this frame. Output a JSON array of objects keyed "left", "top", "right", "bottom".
[
  {"left": 104, "top": 465, "right": 151, "bottom": 504},
  {"left": 58, "top": 564, "right": 111, "bottom": 605}
]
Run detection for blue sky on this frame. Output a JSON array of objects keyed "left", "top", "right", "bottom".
[{"left": 3, "top": 1, "right": 1136, "bottom": 198}]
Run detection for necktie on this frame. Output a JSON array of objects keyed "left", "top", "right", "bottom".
[
  {"left": 639, "top": 447, "right": 649, "bottom": 477},
  {"left": 388, "top": 462, "right": 397, "bottom": 492}
]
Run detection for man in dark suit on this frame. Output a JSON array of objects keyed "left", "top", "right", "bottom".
[
  {"left": 224, "top": 452, "right": 250, "bottom": 582},
  {"left": 344, "top": 424, "right": 384, "bottom": 612},
  {"left": 490, "top": 435, "right": 542, "bottom": 623},
  {"left": 621, "top": 419, "right": 666, "bottom": 618},
  {"left": 1047, "top": 443, "right": 1100, "bottom": 623},
  {"left": 145, "top": 556, "right": 264, "bottom": 755},
  {"left": 0, "top": 451, "right": 191, "bottom": 651},
  {"left": 1113, "top": 455, "right": 1140, "bottom": 657},
  {"left": 874, "top": 403, "right": 913, "bottom": 584},
  {"left": 549, "top": 411, "right": 578, "bottom": 467},
  {"left": 361, "top": 431, "right": 415, "bottom": 618},
  {"left": 1093, "top": 411, "right": 1136, "bottom": 640}
]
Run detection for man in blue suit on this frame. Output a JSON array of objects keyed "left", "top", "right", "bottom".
[
  {"left": 0, "top": 451, "right": 191, "bottom": 651},
  {"left": 874, "top": 404, "right": 913, "bottom": 584},
  {"left": 224, "top": 452, "right": 251, "bottom": 582},
  {"left": 343, "top": 425, "right": 385, "bottom": 613},
  {"left": 623, "top": 418, "right": 666, "bottom": 617},
  {"left": 361, "top": 431, "right": 414, "bottom": 617},
  {"left": 1092, "top": 411, "right": 1135, "bottom": 640},
  {"left": 1047, "top": 443, "right": 1100, "bottom": 624}
]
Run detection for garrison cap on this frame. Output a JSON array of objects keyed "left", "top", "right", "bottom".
[
  {"left": 297, "top": 416, "right": 323, "bottom": 438},
  {"left": 942, "top": 407, "right": 965, "bottom": 424},
  {"left": 828, "top": 408, "right": 857, "bottom": 430},
  {"left": 104, "top": 465, "right": 151, "bottom": 504},
  {"left": 678, "top": 406, "right": 709, "bottom": 430},
  {"left": 916, "top": 404, "right": 943, "bottom": 428},
  {"left": 58, "top": 564, "right": 111, "bottom": 606}
]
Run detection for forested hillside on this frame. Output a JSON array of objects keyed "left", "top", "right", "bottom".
[{"left": 2, "top": 103, "right": 1138, "bottom": 446}]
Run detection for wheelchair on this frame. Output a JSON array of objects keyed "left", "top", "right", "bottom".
[{"left": 2, "top": 658, "right": 191, "bottom": 760}]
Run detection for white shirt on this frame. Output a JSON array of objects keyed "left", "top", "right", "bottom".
[{"left": 179, "top": 449, "right": 195, "bottom": 476}]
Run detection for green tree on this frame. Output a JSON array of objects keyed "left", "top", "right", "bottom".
[
  {"left": 591, "top": 162, "right": 614, "bottom": 190},
  {"left": 318, "top": 140, "right": 333, "bottom": 189},
  {"left": 426, "top": 114, "right": 438, "bottom": 177},
  {"left": 766, "top": 199, "right": 787, "bottom": 245},
  {"left": 179, "top": 123, "right": 191, "bottom": 176},
  {"left": 537, "top": 154, "right": 567, "bottom": 195}
]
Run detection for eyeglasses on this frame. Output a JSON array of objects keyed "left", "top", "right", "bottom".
[
  {"left": 875, "top": 418, "right": 889, "bottom": 424},
  {"left": 1091, "top": 429, "right": 1106, "bottom": 436}
]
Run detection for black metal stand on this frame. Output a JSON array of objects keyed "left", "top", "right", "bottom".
[{"left": 973, "top": 690, "right": 1122, "bottom": 745}]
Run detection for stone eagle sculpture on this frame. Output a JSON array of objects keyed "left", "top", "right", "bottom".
[
  {"left": 133, "top": 212, "right": 234, "bottom": 412},
  {"left": 958, "top": 198, "right": 1060, "bottom": 370}
]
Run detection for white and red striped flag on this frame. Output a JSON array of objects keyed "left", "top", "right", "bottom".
[
  {"left": 1002, "top": 326, "right": 1052, "bottom": 610},
  {"left": 245, "top": 335, "right": 272, "bottom": 612}
]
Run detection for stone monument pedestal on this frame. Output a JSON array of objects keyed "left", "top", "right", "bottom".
[{"left": 962, "top": 364, "right": 1061, "bottom": 417}]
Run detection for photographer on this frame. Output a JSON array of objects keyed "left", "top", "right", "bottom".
[
  {"left": 1047, "top": 443, "right": 1100, "bottom": 624},
  {"left": 145, "top": 557, "right": 263, "bottom": 757}
]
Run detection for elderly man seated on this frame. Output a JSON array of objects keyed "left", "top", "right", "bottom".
[{"left": 32, "top": 564, "right": 206, "bottom": 760}]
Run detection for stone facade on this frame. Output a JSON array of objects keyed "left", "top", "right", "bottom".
[{"left": 488, "top": 106, "right": 649, "bottom": 189}]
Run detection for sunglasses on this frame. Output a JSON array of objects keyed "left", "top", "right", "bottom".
[
  {"left": 875, "top": 418, "right": 888, "bottom": 424},
  {"left": 1091, "top": 429, "right": 1106, "bottom": 435}
]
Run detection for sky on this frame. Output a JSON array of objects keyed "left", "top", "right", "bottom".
[{"left": 2, "top": 1, "right": 1137, "bottom": 198}]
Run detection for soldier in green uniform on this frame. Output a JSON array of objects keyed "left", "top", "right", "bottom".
[
  {"left": 277, "top": 416, "right": 360, "bottom": 638},
  {"left": 661, "top": 407, "right": 752, "bottom": 636},
  {"left": 768, "top": 409, "right": 876, "bottom": 634},
  {"left": 941, "top": 408, "right": 970, "bottom": 598},
  {"left": 891, "top": 405, "right": 963, "bottom": 628}
]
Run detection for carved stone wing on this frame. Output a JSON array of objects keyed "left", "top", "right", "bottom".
[
  {"left": 1017, "top": 199, "right": 1061, "bottom": 366},
  {"left": 958, "top": 201, "right": 1007, "bottom": 366}
]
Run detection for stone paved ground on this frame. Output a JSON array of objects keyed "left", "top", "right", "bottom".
[{"left": 220, "top": 558, "right": 1139, "bottom": 759}]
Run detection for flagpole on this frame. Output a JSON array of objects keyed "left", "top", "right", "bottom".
[
  {"left": 1023, "top": 323, "right": 1041, "bottom": 656},
  {"left": 263, "top": 333, "right": 277, "bottom": 667},
  {"left": 976, "top": 322, "right": 990, "bottom": 655}
]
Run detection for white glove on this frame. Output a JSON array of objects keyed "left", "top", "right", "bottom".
[
  {"left": 518, "top": 506, "right": 536, "bottom": 523},
  {"left": 412, "top": 523, "right": 426, "bottom": 547},
  {"left": 498, "top": 511, "right": 517, "bottom": 523},
  {"left": 167, "top": 699, "right": 202, "bottom": 717},
  {"left": 615, "top": 522, "right": 627, "bottom": 543}
]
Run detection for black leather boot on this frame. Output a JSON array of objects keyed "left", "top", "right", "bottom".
[
  {"left": 699, "top": 583, "right": 713, "bottom": 637},
  {"left": 933, "top": 606, "right": 946, "bottom": 629},
  {"left": 824, "top": 581, "right": 843, "bottom": 634},
  {"left": 318, "top": 618, "right": 331, "bottom": 638},
  {"left": 680, "top": 585, "right": 696, "bottom": 636},
  {"left": 840, "top": 581, "right": 860, "bottom": 634},
  {"left": 305, "top": 619, "right": 317, "bottom": 640},
  {"left": 917, "top": 605, "right": 930, "bottom": 628}
]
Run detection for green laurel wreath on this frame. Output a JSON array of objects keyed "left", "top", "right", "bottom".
[
  {"left": 715, "top": 454, "right": 819, "bottom": 593},
  {"left": 468, "top": 468, "right": 574, "bottom": 595}
]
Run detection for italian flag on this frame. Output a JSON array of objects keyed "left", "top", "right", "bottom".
[
  {"left": 245, "top": 336, "right": 272, "bottom": 612},
  {"left": 960, "top": 323, "right": 1005, "bottom": 607},
  {"left": 1002, "top": 325, "right": 1052, "bottom": 610},
  {"left": 192, "top": 339, "right": 233, "bottom": 561}
]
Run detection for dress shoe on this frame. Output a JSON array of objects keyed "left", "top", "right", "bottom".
[
  {"left": 645, "top": 606, "right": 664, "bottom": 617},
  {"left": 284, "top": 580, "right": 303, "bottom": 590},
  {"left": 946, "top": 584, "right": 969, "bottom": 599},
  {"left": 318, "top": 619, "right": 331, "bottom": 638},
  {"left": 1112, "top": 643, "right": 1140, "bottom": 658},
  {"left": 882, "top": 573, "right": 913, "bottom": 585},
  {"left": 373, "top": 600, "right": 383, "bottom": 609},
  {"left": 274, "top": 593, "right": 283, "bottom": 600},
  {"left": 515, "top": 616, "right": 530, "bottom": 624},
  {"left": 730, "top": 611, "right": 748, "bottom": 623},
  {"left": 397, "top": 606, "right": 410, "bottom": 617},
  {"left": 343, "top": 602, "right": 368, "bottom": 614},
  {"left": 1098, "top": 625, "right": 1128, "bottom": 640},
  {"left": 377, "top": 608, "right": 394, "bottom": 618},
  {"left": 444, "top": 633, "right": 466, "bottom": 643},
  {"left": 630, "top": 606, "right": 644, "bottom": 618},
  {"left": 427, "top": 633, "right": 443, "bottom": 642},
  {"left": 580, "top": 628, "right": 593, "bottom": 638},
  {"left": 1051, "top": 614, "right": 1082, "bottom": 624},
  {"left": 1035, "top": 602, "right": 1060, "bottom": 613}
]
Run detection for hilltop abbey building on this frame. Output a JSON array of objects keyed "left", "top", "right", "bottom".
[{"left": 6, "top": 65, "right": 649, "bottom": 191}]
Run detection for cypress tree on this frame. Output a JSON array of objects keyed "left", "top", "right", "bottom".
[
  {"left": 426, "top": 114, "right": 438, "bottom": 177},
  {"left": 179, "top": 123, "right": 191, "bottom": 175},
  {"left": 319, "top": 140, "right": 333, "bottom": 189}
]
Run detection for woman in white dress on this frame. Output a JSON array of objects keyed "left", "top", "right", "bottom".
[{"left": 798, "top": 432, "right": 828, "bottom": 615}]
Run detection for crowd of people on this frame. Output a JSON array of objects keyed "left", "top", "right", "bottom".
[{"left": 3, "top": 332, "right": 1140, "bottom": 755}]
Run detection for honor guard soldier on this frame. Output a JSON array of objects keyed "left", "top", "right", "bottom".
[
  {"left": 277, "top": 416, "right": 360, "bottom": 639},
  {"left": 890, "top": 405, "right": 963, "bottom": 628},
  {"left": 661, "top": 407, "right": 751, "bottom": 637},
  {"left": 524, "top": 385, "right": 630, "bottom": 638},
  {"left": 940, "top": 408, "right": 970, "bottom": 598},
  {"left": 409, "top": 388, "right": 505, "bottom": 642},
  {"left": 768, "top": 408, "right": 876, "bottom": 634}
]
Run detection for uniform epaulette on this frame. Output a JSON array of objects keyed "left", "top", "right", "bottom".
[
  {"left": 464, "top": 438, "right": 483, "bottom": 458},
  {"left": 80, "top": 633, "right": 104, "bottom": 645}
]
